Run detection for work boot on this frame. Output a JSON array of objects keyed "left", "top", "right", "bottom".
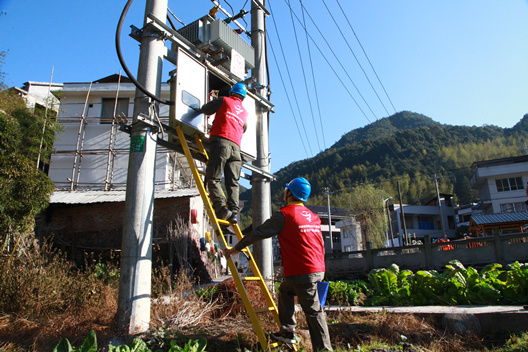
[
  {"left": 215, "top": 206, "right": 232, "bottom": 221},
  {"left": 227, "top": 211, "right": 238, "bottom": 224},
  {"left": 271, "top": 330, "right": 296, "bottom": 344}
]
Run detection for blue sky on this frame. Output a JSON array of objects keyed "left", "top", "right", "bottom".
[{"left": 1, "top": 0, "right": 527, "bottom": 173}]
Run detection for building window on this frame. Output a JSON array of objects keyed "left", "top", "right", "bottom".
[
  {"left": 500, "top": 202, "right": 528, "bottom": 213},
  {"left": 101, "top": 98, "right": 129, "bottom": 124},
  {"left": 418, "top": 216, "right": 434, "bottom": 230},
  {"left": 496, "top": 177, "right": 524, "bottom": 192}
]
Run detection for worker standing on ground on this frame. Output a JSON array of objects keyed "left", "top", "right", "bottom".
[
  {"left": 225, "top": 177, "right": 333, "bottom": 351},
  {"left": 199, "top": 82, "right": 248, "bottom": 223}
]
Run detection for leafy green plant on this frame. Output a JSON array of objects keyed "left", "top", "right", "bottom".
[
  {"left": 327, "top": 280, "right": 370, "bottom": 305},
  {"left": 109, "top": 338, "right": 152, "bottom": 352},
  {"left": 363, "top": 260, "right": 528, "bottom": 306},
  {"left": 168, "top": 338, "right": 207, "bottom": 352},
  {"left": 52, "top": 330, "right": 97, "bottom": 352},
  {"left": 498, "top": 331, "right": 528, "bottom": 352},
  {"left": 195, "top": 285, "right": 218, "bottom": 300},
  {"left": 94, "top": 262, "right": 120, "bottom": 284},
  {"left": 365, "top": 263, "right": 413, "bottom": 306}
]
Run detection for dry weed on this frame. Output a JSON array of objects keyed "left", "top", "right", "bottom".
[
  {"left": 327, "top": 309, "right": 487, "bottom": 352},
  {"left": 0, "top": 240, "right": 119, "bottom": 352}
]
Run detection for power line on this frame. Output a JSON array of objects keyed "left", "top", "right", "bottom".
[
  {"left": 321, "top": 0, "right": 391, "bottom": 117},
  {"left": 293, "top": 0, "right": 379, "bottom": 121},
  {"left": 267, "top": 32, "right": 310, "bottom": 158},
  {"left": 334, "top": 0, "right": 397, "bottom": 115},
  {"left": 301, "top": 0, "right": 327, "bottom": 149},
  {"left": 274, "top": 0, "right": 418, "bottom": 173},
  {"left": 285, "top": 0, "right": 322, "bottom": 151},
  {"left": 268, "top": 0, "right": 314, "bottom": 156},
  {"left": 276, "top": 0, "right": 370, "bottom": 122}
]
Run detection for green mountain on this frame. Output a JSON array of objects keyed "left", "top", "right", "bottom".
[
  {"left": 331, "top": 111, "right": 440, "bottom": 149},
  {"left": 240, "top": 111, "right": 528, "bottom": 221}
]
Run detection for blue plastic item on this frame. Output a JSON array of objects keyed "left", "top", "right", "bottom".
[{"left": 317, "top": 281, "right": 329, "bottom": 308}]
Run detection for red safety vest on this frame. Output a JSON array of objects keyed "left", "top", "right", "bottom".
[
  {"left": 279, "top": 204, "right": 326, "bottom": 277},
  {"left": 209, "top": 96, "right": 248, "bottom": 146}
]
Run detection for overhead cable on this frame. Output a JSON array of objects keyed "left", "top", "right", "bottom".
[
  {"left": 267, "top": 33, "right": 310, "bottom": 158},
  {"left": 321, "top": 0, "right": 391, "bottom": 117},
  {"left": 286, "top": 0, "right": 322, "bottom": 152},
  {"left": 300, "top": 0, "right": 327, "bottom": 149},
  {"left": 268, "top": 0, "right": 314, "bottom": 156},
  {"left": 334, "top": 0, "right": 397, "bottom": 115},
  {"left": 115, "top": 0, "right": 172, "bottom": 106},
  {"left": 293, "top": 0, "right": 378, "bottom": 121}
]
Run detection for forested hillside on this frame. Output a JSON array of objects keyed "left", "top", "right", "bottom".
[{"left": 241, "top": 111, "right": 528, "bottom": 219}]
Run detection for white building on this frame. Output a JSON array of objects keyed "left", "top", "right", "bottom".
[
  {"left": 470, "top": 155, "right": 528, "bottom": 214},
  {"left": 49, "top": 74, "right": 193, "bottom": 191},
  {"left": 37, "top": 74, "right": 212, "bottom": 270},
  {"left": 335, "top": 217, "right": 363, "bottom": 255},
  {"left": 11, "top": 81, "right": 62, "bottom": 113},
  {"left": 390, "top": 193, "right": 457, "bottom": 243}
]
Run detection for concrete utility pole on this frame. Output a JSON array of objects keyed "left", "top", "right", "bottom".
[
  {"left": 433, "top": 173, "right": 447, "bottom": 237},
  {"left": 323, "top": 187, "right": 333, "bottom": 251},
  {"left": 251, "top": 1, "right": 273, "bottom": 280},
  {"left": 383, "top": 197, "right": 393, "bottom": 246},
  {"left": 397, "top": 182, "right": 408, "bottom": 245},
  {"left": 117, "top": 0, "right": 167, "bottom": 334}
]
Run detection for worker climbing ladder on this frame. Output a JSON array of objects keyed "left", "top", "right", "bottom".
[{"left": 171, "top": 123, "right": 296, "bottom": 351}]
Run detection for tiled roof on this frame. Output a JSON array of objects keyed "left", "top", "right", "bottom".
[
  {"left": 471, "top": 212, "right": 528, "bottom": 225},
  {"left": 50, "top": 188, "right": 200, "bottom": 204}
]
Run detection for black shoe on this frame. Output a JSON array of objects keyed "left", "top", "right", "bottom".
[
  {"left": 271, "top": 331, "right": 296, "bottom": 344},
  {"left": 227, "top": 212, "right": 238, "bottom": 224},
  {"left": 216, "top": 206, "right": 232, "bottom": 221}
]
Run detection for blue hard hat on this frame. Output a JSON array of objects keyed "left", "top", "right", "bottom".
[
  {"left": 286, "top": 177, "right": 311, "bottom": 202},
  {"left": 230, "top": 82, "right": 247, "bottom": 98}
]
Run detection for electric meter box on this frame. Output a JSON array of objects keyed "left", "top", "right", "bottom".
[{"left": 169, "top": 48, "right": 257, "bottom": 161}]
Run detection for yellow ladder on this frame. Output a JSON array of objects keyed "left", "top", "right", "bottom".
[{"left": 173, "top": 125, "right": 296, "bottom": 351}]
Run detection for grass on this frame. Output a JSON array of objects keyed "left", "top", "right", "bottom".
[{"left": 1, "top": 239, "right": 527, "bottom": 352}]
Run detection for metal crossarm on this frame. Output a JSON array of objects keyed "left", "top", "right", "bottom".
[{"left": 173, "top": 125, "right": 296, "bottom": 351}]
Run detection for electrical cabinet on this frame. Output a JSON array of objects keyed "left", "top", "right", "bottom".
[{"left": 169, "top": 48, "right": 257, "bottom": 160}]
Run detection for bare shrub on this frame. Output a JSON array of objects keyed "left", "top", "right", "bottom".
[{"left": 0, "top": 239, "right": 119, "bottom": 351}]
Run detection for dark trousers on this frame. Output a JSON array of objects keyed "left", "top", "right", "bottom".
[
  {"left": 206, "top": 136, "right": 242, "bottom": 213},
  {"left": 278, "top": 272, "right": 333, "bottom": 351}
]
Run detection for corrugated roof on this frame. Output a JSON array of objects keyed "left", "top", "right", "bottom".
[
  {"left": 50, "top": 188, "right": 200, "bottom": 204},
  {"left": 471, "top": 212, "right": 528, "bottom": 225}
]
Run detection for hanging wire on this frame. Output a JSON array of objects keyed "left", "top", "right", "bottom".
[
  {"left": 278, "top": 0, "right": 371, "bottom": 123},
  {"left": 267, "top": 32, "right": 310, "bottom": 158},
  {"left": 292, "top": 0, "right": 379, "bottom": 121},
  {"left": 286, "top": 0, "right": 321, "bottom": 152},
  {"left": 268, "top": 0, "right": 314, "bottom": 156},
  {"left": 300, "top": 0, "right": 327, "bottom": 149},
  {"left": 321, "top": 0, "right": 391, "bottom": 117},
  {"left": 334, "top": 0, "right": 397, "bottom": 115},
  {"left": 277, "top": 0, "right": 421, "bottom": 173}
]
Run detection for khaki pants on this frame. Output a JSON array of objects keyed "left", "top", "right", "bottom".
[
  {"left": 278, "top": 272, "right": 333, "bottom": 351},
  {"left": 206, "top": 136, "right": 242, "bottom": 213}
]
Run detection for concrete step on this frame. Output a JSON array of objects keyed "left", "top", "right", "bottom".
[{"left": 325, "top": 305, "right": 528, "bottom": 334}]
